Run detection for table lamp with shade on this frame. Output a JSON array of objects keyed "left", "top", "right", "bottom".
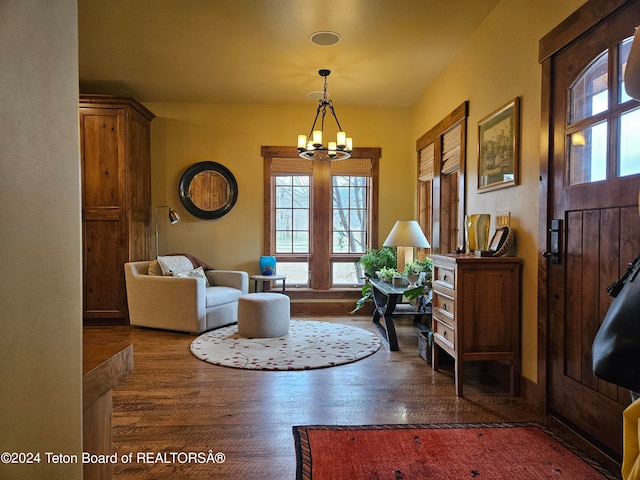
[{"left": 382, "top": 220, "right": 430, "bottom": 272}]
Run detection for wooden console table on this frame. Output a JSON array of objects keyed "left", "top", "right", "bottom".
[
  {"left": 83, "top": 337, "right": 133, "bottom": 480},
  {"left": 430, "top": 254, "right": 522, "bottom": 397}
]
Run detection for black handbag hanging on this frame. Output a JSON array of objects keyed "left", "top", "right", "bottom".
[{"left": 592, "top": 253, "right": 640, "bottom": 392}]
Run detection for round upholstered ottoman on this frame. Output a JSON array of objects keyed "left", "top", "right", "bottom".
[{"left": 237, "top": 293, "right": 290, "bottom": 338}]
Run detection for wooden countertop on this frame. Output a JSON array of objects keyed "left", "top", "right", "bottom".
[{"left": 83, "top": 332, "right": 133, "bottom": 410}]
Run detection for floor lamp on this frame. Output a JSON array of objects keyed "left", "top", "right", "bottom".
[
  {"left": 383, "top": 220, "right": 430, "bottom": 271},
  {"left": 154, "top": 205, "right": 181, "bottom": 257}
]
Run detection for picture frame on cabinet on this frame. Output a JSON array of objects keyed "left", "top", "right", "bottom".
[
  {"left": 477, "top": 97, "right": 520, "bottom": 192},
  {"left": 488, "top": 227, "right": 510, "bottom": 253}
]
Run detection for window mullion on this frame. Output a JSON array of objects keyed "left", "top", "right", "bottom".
[
  {"left": 311, "top": 161, "right": 331, "bottom": 289},
  {"left": 608, "top": 43, "right": 616, "bottom": 181}
]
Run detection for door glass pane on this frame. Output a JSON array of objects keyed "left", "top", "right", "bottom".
[
  {"left": 569, "top": 50, "right": 608, "bottom": 123},
  {"left": 619, "top": 107, "right": 640, "bottom": 177},
  {"left": 567, "top": 122, "right": 607, "bottom": 185},
  {"left": 619, "top": 36, "right": 634, "bottom": 104},
  {"left": 332, "top": 261, "right": 365, "bottom": 286},
  {"left": 276, "top": 262, "right": 309, "bottom": 286}
]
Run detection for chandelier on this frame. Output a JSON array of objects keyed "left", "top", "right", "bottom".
[{"left": 297, "top": 69, "right": 353, "bottom": 160}]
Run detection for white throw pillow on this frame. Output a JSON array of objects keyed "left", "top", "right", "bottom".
[
  {"left": 173, "top": 266, "right": 211, "bottom": 286},
  {"left": 157, "top": 255, "right": 193, "bottom": 276}
]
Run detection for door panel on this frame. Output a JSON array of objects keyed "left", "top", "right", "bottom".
[{"left": 548, "top": 4, "right": 640, "bottom": 457}]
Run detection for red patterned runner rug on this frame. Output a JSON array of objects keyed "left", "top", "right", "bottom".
[{"left": 292, "top": 422, "right": 618, "bottom": 480}]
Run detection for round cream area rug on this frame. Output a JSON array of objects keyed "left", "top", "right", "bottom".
[{"left": 190, "top": 320, "right": 381, "bottom": 370}]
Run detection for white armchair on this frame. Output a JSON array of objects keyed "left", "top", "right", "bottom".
[{"left": 124, "top": 260, "right": 248, "bottom": 334}]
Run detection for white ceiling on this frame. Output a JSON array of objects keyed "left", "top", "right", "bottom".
[{"left": 78, "top": 0, "right": 500, "bottom": 108}]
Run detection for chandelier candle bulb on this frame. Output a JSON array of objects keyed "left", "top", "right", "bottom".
[
  {"left": 312, "top": 130, "right": 323, "bottom": 147},
  {"left": 337, "top": 131, "right": 346, "bottom": 147},
  {"left": 346, "top": 137, "right": 353, "bottom": 151},
  {"left": 328, "top": 141, "right": 337, "bottom": 154},
  {"left": 298, "top": 135, "right": 307, "bottom": 150}
]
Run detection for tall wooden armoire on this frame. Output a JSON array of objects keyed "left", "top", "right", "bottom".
[{"left": 79, "top": 95, "right": 155, "bottom": 324}]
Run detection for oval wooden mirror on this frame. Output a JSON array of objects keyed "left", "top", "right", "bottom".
[{"left": 179, "top": 161, "right": 238, "bottom": 219}]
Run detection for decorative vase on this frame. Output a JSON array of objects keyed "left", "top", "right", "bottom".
[
  {"left": 408, "top": 274, "right": 420, "bottom": 288},
  {"left": 464, "top": 214, "right": 490, "bottom": 252},
  {"left": 259, "top": 256, "right": 276, "bottom": 275}
]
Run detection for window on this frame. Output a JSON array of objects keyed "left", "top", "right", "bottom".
[
  {"left": 262, "top": 147, "right": 380, "bottom": 291},
  {"left": 566, "top": 35, "right": 640, "bottom": 185},
  {"left": 275, "top": 175, "right": 310, "bottom": 254},
  {"left": 332, "top": 174, "right": 368, "bottom": 285},
  {"left": 416, "top": 102, "right": 468, "bottom": 255}
]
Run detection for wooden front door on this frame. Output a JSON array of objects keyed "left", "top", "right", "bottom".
[{"left": 544, "top": 2, "right": 640, "bottom": 457}]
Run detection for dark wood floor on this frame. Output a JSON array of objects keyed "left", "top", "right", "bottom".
[{"left": 84, "top": 316, "right": 621, "bottom": 479}]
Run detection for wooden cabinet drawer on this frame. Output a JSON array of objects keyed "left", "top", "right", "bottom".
[
  {"left": 432, "top": 290, "right": 455, "bottom": 319},
  {"left": 433, "top": 264, "right": 455, "bottom": 288},
  {"left": 433, "top": 318, "right": 455, "bottom": 349}
]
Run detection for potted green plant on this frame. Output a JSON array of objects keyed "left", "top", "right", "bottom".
[
  {"left": 403, "top": 257, "right": 434, "bottom": 301},
  {"left": 377, "top": 266, "right": 397, "bottom": 283},
  {"left": 404, "top": 261, "right": 423, "bottom": 287},
  {"left": 351, "top": 247, "right": 398, "bottom": 314},
  {"left": 351, "top": 283, "right": 373, "bottom": 314},
  {"left": 357, "top": 247, "right": 396, "bottom": 278},
  {"left": 405, "top": 261, "right": 423, "bottom": 275},
  {"left": 417, "top": 257, "right": 433, "bottom": 285}
]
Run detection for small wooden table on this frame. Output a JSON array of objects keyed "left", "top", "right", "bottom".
[
  {"left": 250, "top": 274, "right": 287, "bottom": 293},
  {"left": 369, "top": 278, "right": 430, "bottom": 351}
]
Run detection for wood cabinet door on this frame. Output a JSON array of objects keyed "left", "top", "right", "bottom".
[{"left": 80, "top": 107, "right": 127, "bottom": 320}]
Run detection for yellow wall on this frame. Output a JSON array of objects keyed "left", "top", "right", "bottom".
[
  {"left": 146, "top": 102, "right": 413, "bottom": 273},
  {"left": 411, "top": 0, "right": 585, "bottom": 381},
  {"left": 0, "top": 1, "right": 83, "bottom": 478},
  {"left": 146, "top": 0, "right": 590, "bottom": 384}
]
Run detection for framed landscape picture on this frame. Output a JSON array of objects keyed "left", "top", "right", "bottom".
[{"left": 477, "top": 97, "right": 520, "bottom": 192}]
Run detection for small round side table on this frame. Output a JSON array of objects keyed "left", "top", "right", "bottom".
[{"left": 250, "top": 274, "right": 287, "bottom": 293}]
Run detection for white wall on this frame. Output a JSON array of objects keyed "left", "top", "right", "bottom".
[{"left": 0, "top": 1, "right": 83, "bottom": 478}]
